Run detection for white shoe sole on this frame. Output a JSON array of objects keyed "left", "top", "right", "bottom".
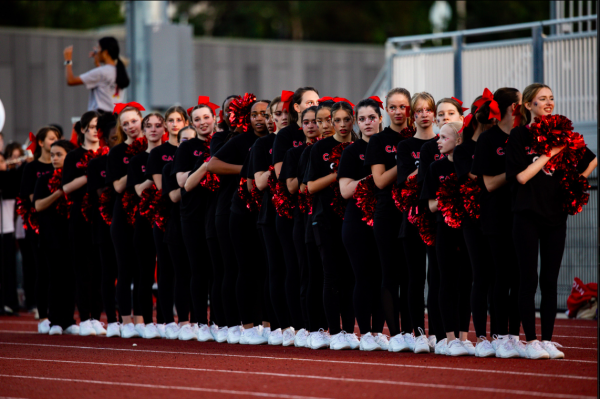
[
  {"left": 475, "top": 351, "right": 496, "bottom": 358},
  {"left": 198, "top": 336, "right": 215, "bottom": 342},
  {"left": 360, "top": 346, "right": 382, "bottom": 351},
  {"left": 414, "top": 347, "right": 430, "bottom": 354},
  {"left": 106, "top": 332, "right": 120, "bottom": 338}
]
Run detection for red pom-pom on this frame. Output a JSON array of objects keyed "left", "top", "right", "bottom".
[
  {"left": 121, "top": 190, "right": 139, "bottom": 226},
  {"left": 272, "top": 179, "right": 296, "bottom": 219},
  {"left": 48, "top": 169, "right": 72, "bottom": 217},
  {"left": 400, "top": 126, "right": 416, "bottom": 139},
  {"left": 81, "top": 193, "right": 94, "bottom": 223},
  {"left": 228, "top": 93, "right": 257, "bottom": 133},
  {"left": 238, "top": 177, "right": 258, "bottom": 212},
  {"left": 330, "top": 183, "right": 346, "bottom": 219},
  {"left": 251, "top": 180, "right": 263, "bottom": 210},
  {"left": 125, "top": 137, "right": 148, "bottom": 157},
  {"left": 98, "top": 188, "right": 114, "bottom": 225},
  {"left": 560, "top": 169, "right": 590, "bottom": 215},
  {"left": 460, "top": 177, "right": 482, "bottom": 220},
  {"left": 16, "top": 195, "right": 39, "bottom": 234},
  {"left": 76, "top": 146, "right": 109, "bottom": 171},
  {"left": 330, "top": 142, "right": 350, "bottom": 173},
  {"left": 138, "top": 184, "right": 158, "bottom": 222},
  {"left": 408, "top": 208, "right": 436, "bottom": 246},
  {"left": 436, "top": 173, "right": 466, "bottom": 228},
  {"left": 393, "top": 175, "right": 419, "bottom": 213},
  {"left": 200, "top": 171, "right": 220, "bottom": 191},
  {"left": 354, "top": 175, "right": 376, "bottom": 226},
  {"left": 298, "top": 190, "right": 313, "bottom": 214}
]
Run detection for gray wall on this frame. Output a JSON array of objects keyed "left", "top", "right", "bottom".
[{"left": 0, "top": 27, "right": 384, "bottom": 145}]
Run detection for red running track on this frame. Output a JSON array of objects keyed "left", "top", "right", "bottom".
[{"left": 0, "top": 313, "right": 596, "bottom": 399}]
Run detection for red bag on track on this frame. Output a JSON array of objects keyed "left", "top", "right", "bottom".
[{"left": 566, "top": 277, "right": 597, "bottom": 318}]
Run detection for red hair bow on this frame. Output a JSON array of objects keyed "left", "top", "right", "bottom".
[
  {"left": 218, "top": 109, "right": 224, "bottom": 124},
  {"left": 333, "top": 97, "right": 355, "bottom": 107},
  {"left": 27, "top": 132, "right": 37, "bottom": 153},
  {"left": 473, "top": 88, "right": 501, "bottom": 121},
  {"left": 281, "top": 90, "right": 294, "bottom": 112},
  {"left": 458, "top": 113, "right": 473, "bottom": 133},
  {"left": 318, "top": 96, "right": 334, "bottom": 103},
  {"left": 451, "top": 97, "right": 469, "bottom": 113},
  {"left": 369, "top": 96, "right": 384, "bottom": 109},
  {"left": 187, "top": 96, "right": 220, "bottom": 115},
  {"left": 113, "top": 102, "right": 146, "bottom": 115}
]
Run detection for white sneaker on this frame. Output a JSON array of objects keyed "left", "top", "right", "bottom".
[
  {"left": 38, "top": 319, "right": 51, "bottom": 334},
  {"left": 309, "top": 329, "right": 330, "bottom": 349},
  {"left": 413, "top": 329, "right": 430, "bottom": 354},
  {"left": 461, "top": 340, "right": 475, "bottom": 356},
  {"left": 404, "top": 333, "right": 416, "bottom": 351},
  {"left": 359, "top": 332, "right": 382, "bottom": 351},
  {"left": 49, "top": 325, "right": 62, "bottom": 335},
  {"left": 64, "top": 324, "right": 80, "bottom": 335},
  {"left": 435, "top": 338, "right": 448, "bottom": 355},
  {"left": 216, "top": 326, "right": 229, "bottom": 343},
  {"left": 121, "top": 323, "right": 140, "bottom": 338},
  {"left": 330, "top": 332, "right": 351, "bottom": 350},
  {"left": 179, "top": 324, "right": 198, "bottom": 341},
  {"left": 541, "top": 341, "right": 564, "bottom": 359},
  {"left": 282, "top": 327, "right": 296, "bottom": 346},
  {"left": 227, "top": 325, "right": 241, "bottom": 344},
  {"left": 144, "top": 323, "right": 161, "bottom": 339},
  {"left": 135, "top": 323, "right": 146, "bottom": 337},
  {"left": 241, "top": 326, "right": 268, "bottom": 345},
  {"left": 345, "top": 333, "right": 360, "bottom": 350},
  {"left": 268, "top": 328, "right": 283, "bottom": 345},
  {"left": 495, "top": 335, "right": 520, "bottom": 358},
  {"left": 197, "top": 324, "right": 215, "bottom": 342},
  {"left": 446, "top": 338, "right": 469, "bottom": 356},
  {"left": 262, "top": 326, "right": 271, "bottom": 341},
  {"left": 91, "top": 320, "right": 107, "bottom": 336},
  {"left": 525, "top": 340, "right": 550, "bottom": 359},
  {"left": 78, "top": 319, "right": 96, "bottom": 336},
  {"left": 475, "top": 339, "right": 496, "bottom": 358},
  {"left": 294, "top": 328, "right": 309, "bottom": 347},
  {"left": 165, "top": 322, "right": 181, "bottom": 339},
  {"left": 510, "top": 335, "right": 527, "bottom": 358},
  {"left": 389, "top": 333, "right": 410, "bottom": 352},
  {"left": 374, "top": 333, "right": 390, "bottom": 351},
  {"left": 156, "top": 323, "right": 166, "bottom": 338},
  {"left": 428, "top": 335, "right": 437, "bottom": 351},
  {"left": 106, "top": 322, "right": 121, "bottom": 338},
  {"left": 210, "top": 324, "right": 219, "bottom": 340}
]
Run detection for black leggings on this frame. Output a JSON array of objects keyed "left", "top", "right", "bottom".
[
  {"left": 94, "top": 209, "right": 118, "bottom": 324},
  {"left": 133, "top": 215, "right": 157, "bottom": 323},
  {"left": 436, "top": 222, "right": 472, "bottom": 334},
  {"left": 261, "top": 222, "right": 290, "bottom": 328},
  {"left": 426, "top": 244, "right": 444, "bottom": 341},
  {"left": 207, "top": 237, "right": 225, "bottom": 326},
  {"left": 45, "top": 238, "right": 76, "bottom": 330},
  {"left": 276, "top": 213, "right": 304, "bottom": 330},
  {"left": 182, "top": 218, "right": 211, "bottom": 325},
  {"left": 30, "top": 230, "right": 50, "bottom": 319},
  {"left": 488, "top": 227, "right": 521, "bottom": 337},
  {"left": 70, "top": 202, "right": 102, "bottom": 321},
  {"left": 17, "top": 237, "right": 36, "bottom": 310},
  {"left": 304, "top": 213, "right": 327, "bottom": 332},
  {"left": 513, "top": 212, "right": 566, "bottom": 342},
  {"left": 342, "top": 217, "right": 384, "bottom": 335},
  {"left": 0, "top": 233, "right": 18, "bottom": 312},
  {"left": 166, "top": 212, "right": 192, "bottom": 323},
  {"left": 231, "top": 211, "right": 266, "bottom": 325},
  {"left": 216, "top": 213, "right": 240, "bottom": 327},
  {"left": 292, "top": 208, "right": 310, "bottom": 330},
  {"left": 155, "top": 225, "right": 175, "bottom": 324},
  {"left": 462, "top": 221, "right": 493, "bottom": 338},
  {"left": 402, "top": 220, "right": 427, "bottom": 335},
  {"left": 313, "top": 219, "right": 355, "bottom": 335},
  {"left": 373, "top": 206, "right": 411, "bottom": 336}
]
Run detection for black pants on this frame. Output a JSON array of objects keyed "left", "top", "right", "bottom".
[
  {"left": 207, "top": 236, "right": 225, "bottom": 326},
  {"left": 69, "top": 202, "right": 102, "bottom": 321},
  {"left": 29, "top": 231, "right": 49, "bottom": 319},
  {"left": 402, "top": 220, "right": 428, "bottom": 335},
  {"left": 304, "top": 213, "right": 327, "bottom": 332},
  {"left": 513, "top": 212, "right": 566, "bottom": 342},
  {"left": 425, "top": 244, "right": 444, "bottom": 340},
  {"left": 463, "top": 221, "right": 493, "bottom": 338},
  {"left": 111, "top": 198, "right": 139, "bottom": 318},
  {"left": 342, "top": 217, "right": 384, "bottom": 335},
  {"left": 261, "top": 222, "right": 290, "bottom": 328},
  {"left": 155, "top": 225, "right": 175, "bottom": 324},
  {"left": 166, "top": 213, "right": 192, "bottom": 323},
  {"left": 0, "top": 233, "right": 18, "bottom": 312},
  {"left": 313, "top": 219, "right": 355, "bottom": 335},
  {"left": 182, "top": 217, "right": 211, "bottom": 325},
  {"left": 45, "top": 239, "right": 76, "bottom": 330},
  {"left": 292, "top": 208, "right": 310, "bottom": 330},
  {"left": 17, "top": 237, "right": 36, "bottom": 309},
  {"left": 436, "top": 222, "right": 472, "bottom": 334},
  {"left": 276, "top": 213, "right": 304, "bottom": 330},
  {"left": 216, "top": 213, "right": 240, "bottom": 327},
  {"left": 373, "top": 207, "right": 411, "bottom": 336},
  {"left": 94, "top": 209, "right": 118, "bottom": 324},
  {"left": 133, "top": 215, "right": 156, "bottom": 323}
]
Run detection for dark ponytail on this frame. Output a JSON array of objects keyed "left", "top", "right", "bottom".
[
  {"left": 99, "top": 37, "right": 129, "bottom": 90},
  {"left": 476, "top": 87, "right": 520, "bottom": 123}
]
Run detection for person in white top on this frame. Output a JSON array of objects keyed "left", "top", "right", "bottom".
[{"left": 63, "top": 37, "right": 129, "bottom": 113}]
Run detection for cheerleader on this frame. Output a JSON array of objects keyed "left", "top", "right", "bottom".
[
  {"left": 452, "top": 97, "right": 496, "bottom": 357},
  {"left": 106, "top": 102, "right": 144, "bottom": 339},
  {"left": 62, "top": 111, "right": 104, "bottom": 336},
  {"left": 338, "top": 97, "right": 386, "bottom": 351},
  {"left": 19, "top": 126, "right": 61, "bottom": 334},
  {"left": 421, "top": 121, "right": 472, "bottom": 356},
  {"left": 364, "top": 88, "right": 412, "bottom": 352},
  {"left": 87, "top": 112, "right": 120, "bottom": 337},
  {"left": 471, "top": 88, "right": 523, "bottom": 357},
  {"left": 506, "top": 84, "right": 596, "bottom": 359},
  {"left": 306, "top": 100, "right": 357, "bottom": 350},
  {"left": 34, "top": 140, "right": 78, "bottom": 335}
]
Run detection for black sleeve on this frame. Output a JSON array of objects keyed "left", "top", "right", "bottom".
[
  {"left": 471, "top": 134, "right": 497, "bottom": 177},
  {"left": 210, "top": 130, "right": 228, "bottom": 157},
  {"left": 417, "top": 142, "right": 434, "bottom": 184},
  {"left": 214, "top": 136, "right": 243, "bottom": 165},
  {"left": 363, "top": 135, "right": 383, "bottom": 167},
  {"left": 146, "top": 148, "right": 163, "bottom": 177},
  {"left": 87, "top": 158, "right": 104, "bottom": 192},
  {"left": 272, "top": 128, "right": 290, "bottom": 165},
  {"left": 453, "top": 144, "right": 472, "bottom": 180},
  {"left": 306, "top": 143, "right": 328, "bottom": 182},
  {"left": 420, "top": 163, "right": 439, "bottom": 200},
  {"left": 20, "top": 163, "right": 36, "bottom": 197},
  {"left": 280, "top": 148, "right": 299, "bottom": 181},
  {"left": 505, "top": 128, "right": 530, "bottom": 180},
  {"left": 251, "top": 139, "right": 271, "bottom": 175},
  {"left": 129, "top": 155, "right": 148, "bottom": 187},
  {"left": 32, "top": 175, "right": 52, "bottom": 204},
  {"left": 337, "top": 146, "right": 358, "bottom": 180},
  {"left": 61, "top": 150, "right": 81, "bottom": 186},
  {"left": 162, "top": 164, "right": 177, "bottom": 196},
  {"left": 576, "top": 147, "right": 596, "bottom": 174},
  {"left": 106, "top": 145, "right": 125, "bottom": 184},
  {"left": 397, "top": 141, "right": 416, "bottom": 184},
  {"left": 171, "top": 141, "right": 195, "bottom": 175}
]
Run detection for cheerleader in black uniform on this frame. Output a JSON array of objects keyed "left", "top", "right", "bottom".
[
  {"left": 363, "top": 88, "right": 412, "bottom": 352},
  {"left": 19, "top": 127, "right": 61, "bottom": 334},
  {"left": 506, "top": 84, "right": 596, "bottom": 359},
  {"left": 34, "top": 140, "right": 78, "bottom": 335},
  {"left": 307, "top": 100, "right": 356, "bottom": 350},
  {"left": 208, "top": 97, "right": 269, "bottom": 344},
  {"left": 106, "top": 103, "right": 145, "bottom": 339},
  {"left": 338, "top": 98, "right": 386, "bottom": 351},
  {"left": 62, "top": 111, "right": 105, "bottom": 336},
  {"left": 452, "top": 97, "right": 496, "bottom": 357},
  {"left": 87, "top": 113, "right": 120, "bottom": 337}
]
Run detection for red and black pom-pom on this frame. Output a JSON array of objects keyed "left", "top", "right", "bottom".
[
  {"left": 460, "top": 177, "right": 481, "bottom": 220},
  {"left": 330, "top": 182, "right": 346, "bottom": 219},
  {"left": 354, "top": 175, "right": 376, "bottom": 226},
  {"left": 399, "top": 126, "right": 416, "bottom": 139},
  {"left": 77, "top": 146, "right": 109, "bottom": 171},
  {"left": 408, "top": 208, "right": 436, "bottom": 246},
  {"left": 238, "top": 177, "right": 258, "bottom": 212},
  {"left": 560, "top": 169, "right": 590, "bottom": 215},
  {"left": 436, "top": 173, "right": 466, "bottom": 229},
  {"left": 48, "top": 169, "right": 72, "bottom": 217},
  {"left": 138, "top": 184, "right": 158, "bottom": 222},
  {"left": 529, "top": 114, "right": 574, "bottom": 158},
  {"left": 81, "top": 192, "right": 94, "bottom": 223},
  {"left": 228, "top": 93, "right": 257, "bottom": 133},
  {"left": 330, "top": 142, "right": 350, "bottom": 173},
  {"left": 121, "top": 190, "right": 139, "bottom": 226},
  {"left": 200, "top": 171, "right": 220, "bottom": 191},
  {"left": 393, "top": 175, "right": 419, "bottom": 213},
  {"left": 251, "top": 180, "right": 263, "bottom": 211},
  {"left": 272, "top": 180, "right": 296, "bottom": 219},
  {"left": 98, "top": 188, "right": 114, "bottom": 225},
  {"left": 125, "top": 136, "right": 148, "bottom": 157},
  {"left": 16, "top": 195, "right": 39, "bottom": 234}
]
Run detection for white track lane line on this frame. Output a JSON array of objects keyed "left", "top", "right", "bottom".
[
  {"left": 0, "top": 374, "right": 328, "bottom": 399},
  {"left": 0, "top": 342, "right": 596, "bottom": 374},
  {"left": 0, "top": 373, "right": 594, "bottom": 399}
]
